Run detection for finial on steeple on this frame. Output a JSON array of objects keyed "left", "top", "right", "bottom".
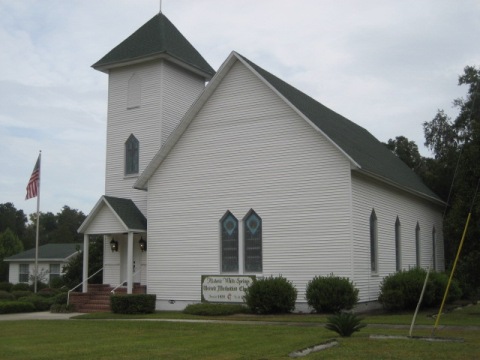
[{"left": 159, "top": 0, "right": 162, "bottom": 14}]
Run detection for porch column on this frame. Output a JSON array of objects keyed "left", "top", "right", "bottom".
[
  {"left": 82, "top": 234, "right": 89, "bottom": 293},
  {"left": 127, "top": 231, "right": 133, "bottom": 294}
]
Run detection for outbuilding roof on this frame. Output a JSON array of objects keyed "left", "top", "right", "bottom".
[{"left": 4, "top": 243, "right": 83, "bottom": 262}]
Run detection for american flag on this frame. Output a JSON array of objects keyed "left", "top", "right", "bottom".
[{"left": 26, "top": 154, "right": 41, "bottom": 200}]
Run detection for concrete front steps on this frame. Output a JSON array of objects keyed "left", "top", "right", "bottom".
[{"left": 69, "top": 283, "right": 147, "bottom": 313}]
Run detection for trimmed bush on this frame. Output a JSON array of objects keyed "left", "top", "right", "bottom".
[
  {"left": 0, "top": 301, "right": 35, "bottom": 314},
  {"left": 110, "top": 294, "right": 156, "bottom": 314},
  {"left": 0, "top": 282, "right": 13, "bottom": 292},
  {"left": 244, "top": 276, "right": 297, "bottom": 314},
  {"left": 50, "top": 303, "right": 75, "bottom": 313},
  {"left": 12, "top": 290, "right": 32, "bottom": 299},
  {"left": 183, "top": 303, "right": 248, "bottom": 316},
  {"left": 378, "top": 268, "right": 462, "bottom": 311},
  {"left": 12, "top": 283, "right": 30, "bottom": 291},
  {"left": 306, "top": 274, "right": 359, "bottom": 313},
  {"left": 325, "top": 312, "right": 366, "bottom": 337},
  {"left": 18, "top": 295, "right": 55, "bottom": 311},
  {"left": 49, "top": 276, "right": 66, "bottom": 289},
  {"left": 37, "top": 288, "right": 60, "bottom": 297},
  {"left": 0, "top": 290, "right": 15, "bottom": 301},
  {"left": 53, "top": 292, "right": 68, "bottom": 305}
]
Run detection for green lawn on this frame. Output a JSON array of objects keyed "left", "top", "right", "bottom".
[{"left": 0, "top": 304, "right": 479, "bottom": 359}]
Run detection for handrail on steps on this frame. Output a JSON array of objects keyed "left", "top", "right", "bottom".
[
  {"left": 111, "top": 269, "right": 142, "bottom": 294},
  {"left": 67, "top": 267, "right": 104, "bottom": 306}
]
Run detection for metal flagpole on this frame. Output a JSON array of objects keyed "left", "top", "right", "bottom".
[{"left": 34, "top": 151, "right": 41, "bottom": 293}]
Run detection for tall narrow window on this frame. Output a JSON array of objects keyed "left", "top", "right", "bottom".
[
  {"left": 19, "top": 264, "right": 29, "bottom": 283},
  {"left": 49, "top": 264, "right": 61, "bottom": 283},
  {"left": 415, "top": 222, "right": 421, "bottom": 267},
  {"left": 125, "top": 134, "right": 139, "bottom": 175},
  {"left": 432, "top": 226, "right": 436, "bottom": 270},
  {"left": 244, "top": 209, "right": 262, "bottom": 273},
  {"left": 220, "top": 211, "right": 238, "bottom": 272},
  {"left": 370, "top": 210, "right": 378, "bottom": 273},
  {"left": 127, "top": 73, "right": 141, "bottom": 109},
  {"left": 395, "top": 217, "right": 401, "bottom": 271}
]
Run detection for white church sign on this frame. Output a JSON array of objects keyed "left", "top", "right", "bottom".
[{"left": 201, "top": 275, "right": 255, "bottom": 303}]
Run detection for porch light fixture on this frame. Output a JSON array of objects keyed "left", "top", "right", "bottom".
[
  {"left": 110, "top": 238, "right": 119, "bottom": 252},
  {"left": 139, "top": 237, "right": 147, "bottom": 252}
]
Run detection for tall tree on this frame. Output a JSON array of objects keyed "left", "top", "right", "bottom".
[
  {"left": 385, "top": 136, "right": 424, "bottom": 172},
  {"left": 0, "top": 228, "right": 24, "bottom": 281},
  {"left": 423, "top": 65, "right": 480, "bottom": 271},
  {"left": 0, "top": 203, "right": 27, "bottom": 240}
]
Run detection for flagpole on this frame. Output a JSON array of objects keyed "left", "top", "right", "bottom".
[{"left": 34, "top": 151, "right": 41, "bottom": 293}]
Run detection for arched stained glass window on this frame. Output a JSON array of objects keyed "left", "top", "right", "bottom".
[
  {"left": 244, "top": 209, "right": 262, "bottom": 273},
  {"left": 220, "top": 211, "right": 238, "bottom": 272},
  {"left": 125, "top": 134, "right": 139, "bottom": 175},
  {"left": 370, "top": 209, "right": 378, "bottom": 273},
  {"left": 415, "top": 222, "right": 421, "bottom": 267},
  {"left": 395, "top": 216, "right": 401, "bottom": 271}
]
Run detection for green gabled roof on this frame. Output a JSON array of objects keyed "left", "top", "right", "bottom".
[
  {"left": 92, "top": 13, "right": 215, "bottom": 78},
  {"left": 4, "top": 243, "right": 83, "bottom": 262},
  {"left": 238, "top": 54, "right": 441, "bottom": 202},
  {"left": 103, "top": 196, "right": 147, "bottom": 231}
]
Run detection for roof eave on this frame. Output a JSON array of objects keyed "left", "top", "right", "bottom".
[{"left": 92, "top": 53, "right": 214, "bottom": 80}]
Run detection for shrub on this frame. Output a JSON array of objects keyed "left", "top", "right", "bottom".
[
  {"left": 50, "top": 303, "right": 75, "bottom": 313},
  {"left": 325, "top": 312, "right": 366, "bottom": 337},
  {"left": 306, "top": 274, "right": 359, "bottom": 313},
  {"left": 455, "top": 250, "right": 480, "bottom": 301},
  {"left": 244, "top": 276, "right": 297, "bottom": 314},
  {"left": 0, "top": 290, "right": 15, "bottom": 301},
  {"left": 0, "top": 282, "right": 13, "bottom": 292},
  {"left": 12, "top": 290, "right": 32, "bottom": 299},
  {"left": 378, "top": 268, "right": 462, "bottom": 311},
  {"left": 110, "top": 294, "right": 156, "bottom": 314},
  {"left": 0, "top": 301, "right": 35, "bottom": 314},
  {"left": 12, "top": 283, "right": 30, "bottom": 291},
  {"left": 53, "top": 292, "right": 68, "bottom": 305},
  {"left": 38, "top": 288, "right": 60, "bottom": 298},
  {"left": 183, "top": 303, "right": 248, "bottom": 316},
  {"left": 18, "top": 295, "right": 55, "bottom": 311},
  {"left": 49, "top": 276, "right": 66, "bottom": 289}
]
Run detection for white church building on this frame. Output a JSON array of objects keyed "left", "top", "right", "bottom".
[{"left": 78, "top": 12, "right": 444, "bottom": 311}]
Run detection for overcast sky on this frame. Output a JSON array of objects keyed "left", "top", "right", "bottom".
[{"left": 1, "top": 0, "right": 479, "bottom": 217}]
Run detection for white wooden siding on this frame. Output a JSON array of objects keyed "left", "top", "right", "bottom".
[
  {"left": 8, "top": 262, "right": 69, "bottom": 285},
  {"left": 146, "top": 60, "right": 353, "bottom": 307},
  {"left": 351, "top": 172, "right": 444, "bottom": 302},
  {"left": 105, "top": 60, "right": 205, "bottom": 214}
]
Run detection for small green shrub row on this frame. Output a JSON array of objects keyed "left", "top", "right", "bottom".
[
  {"left": 244, "top": 276, "right": 297, "bottom": 314},
  {"left": 306, "top": 274, "right": 359, "bottom": 313},
  {"left": 50, "top": 303, "right": 75, "bottom": 313},
  {"left": 379, "top": 268, "right": 462, "bottom": 311},
  {"left": 110, "top": 294, "right": 156, "bottom": 314},
  {"left": 0, "top": 290, "right": 15, "bottom": 301},
  {"left": 183, "top": 303, "right": 248, "bottom": 316},
  {"left": 0, "top": 301, "right": 35, "bottom": 314},
  {"left": 18, "top": 295, "right": 55, "bottom": 311}
]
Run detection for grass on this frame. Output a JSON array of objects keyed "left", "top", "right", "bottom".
[{"left": 0, "top": 304, "right": 478, "bottom": 359}]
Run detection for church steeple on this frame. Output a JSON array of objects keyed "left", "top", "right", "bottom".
[{"left": 92, "top": 13, "right": 215, "bottom": 80}]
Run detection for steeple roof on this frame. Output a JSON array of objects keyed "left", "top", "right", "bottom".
[{"left": 92, "top": 13, "right": 215, "bottom": 79}]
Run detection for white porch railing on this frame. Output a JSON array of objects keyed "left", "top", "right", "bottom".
[
  {"left": 110, "top": 269, "right": 142, "bottom": 294},
  {"left": 66, "top": 267, "right": 103, "bottom": 306}
]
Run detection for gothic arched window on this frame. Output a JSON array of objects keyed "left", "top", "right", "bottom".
[{"left": 125, "top": 134, "right": 139, "bottom": 175}]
